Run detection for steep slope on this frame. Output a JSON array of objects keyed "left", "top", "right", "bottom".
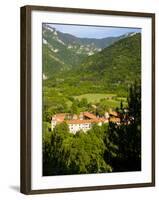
[
  {"left": 77, "top": 33, "right": 141, "bottom": 93},
  {"left": 42, "top": 24, "right": 136, "bottom": 78},
  {"left": 42, "top": 25, "right": 87, "bottom": 77},
  {"left": 45, "top": 33, "right": 141, "bottom": 97}
]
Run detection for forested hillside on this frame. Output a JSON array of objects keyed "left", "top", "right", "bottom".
[
  {"left": 42, "top": 24, "right": 137, "bottom": 78},
  {"left": 42, "top": 26, "right": 141, "bottom": 176},
  {"left": 77, "top": 33, "right": 141, "bottom": 94}
]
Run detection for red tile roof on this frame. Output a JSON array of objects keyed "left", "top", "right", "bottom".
[
  {"left": 109, "top": 111, "right": 118, "bottom": 117},
  {"left": 52, "top": 113, "right": 66, "bottom": 122},
  {"left": 52, "top": 112, "right": 108, "bottom": 125},
  {"left": 109, "top": 117, "right": 120, "bottom": 123},
  {"left": 65, "top": 118, "right": 106, "bottom": 124},
  {"left": 83, "top": 112, "right": 97, "bottom": 119}
]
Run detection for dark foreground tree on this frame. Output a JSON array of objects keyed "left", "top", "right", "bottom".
[
  {"left": 43, "top": 122, "right": 112, "bottom": 175},
  {"left": 105, "top": 82, "right": 141, "bottom": 172}
]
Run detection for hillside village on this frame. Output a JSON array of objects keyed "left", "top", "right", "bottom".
[{"left": 51, "top": 111, "right": 121, "bottom": 134}]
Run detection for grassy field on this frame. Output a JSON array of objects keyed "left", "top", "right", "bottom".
[
  {"left": 74, "top": 93, "right": 127, "bottom": 109},
  {"left": 74, "top": 93, "right": 116, "bottom": 102}
]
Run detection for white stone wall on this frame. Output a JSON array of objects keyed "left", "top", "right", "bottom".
[
  {"left": 68, "top": 123, "right": 91, "bottom": 134},
  {"left": 51, "top": 119, "right": 107, "bottom": 133},
  {"left": 51, "top": 119, "right": 57, "bottom": 131}
]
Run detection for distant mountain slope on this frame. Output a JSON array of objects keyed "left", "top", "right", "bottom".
[
  {"left": 44, "top": 33, "right": 141, "bottom": 97},
  {"left": 42, "top": 24, "right": 136, "bottom": 77},
  {"left": 56, "top": 28, "right": 132, "bottom": 49},
  {"left": 77, "top": 33, "right": 141, "bottom": 92}
]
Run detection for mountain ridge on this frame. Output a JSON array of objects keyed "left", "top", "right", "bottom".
[
  {"left": 43, "top": 32, "right": 141, "bottom": 97},
  {"left": 42, "top": 24, "right": 139, "bottom": 77}
]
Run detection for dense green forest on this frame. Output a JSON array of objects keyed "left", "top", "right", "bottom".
[
  {"left": 43, "top": 83, "right": 141, "bottom": 175},
  {"left": 42, "top": 26, "right": 141, "bottom": 175}
]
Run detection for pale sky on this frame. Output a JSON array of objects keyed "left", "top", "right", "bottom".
[{"left": 48, "top": 23, "right": 141, "bottom": 39}]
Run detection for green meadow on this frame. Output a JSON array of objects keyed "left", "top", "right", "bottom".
[{"left": 74, "top": 93, "right": 127, "bottom": 109}]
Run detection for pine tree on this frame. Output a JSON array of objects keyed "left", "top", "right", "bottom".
[{"left": 105, "top": 82, "right": 141, "bottom": 172}]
